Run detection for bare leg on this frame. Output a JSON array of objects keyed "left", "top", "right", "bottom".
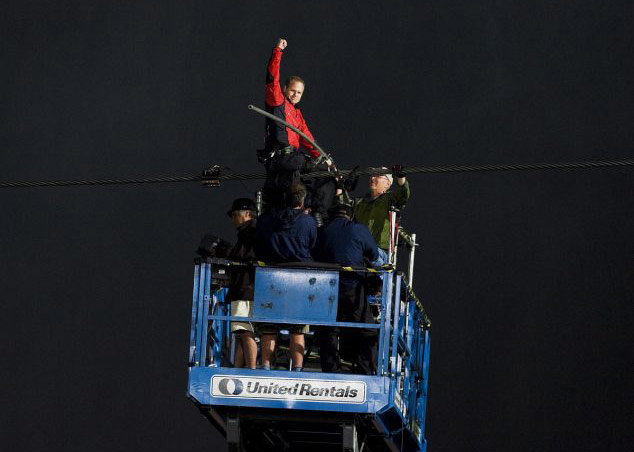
[
  {"left": 260, "top": 334, "right": 277, "bottom": 369},
  {"left": 290, "top": 333, "right": 305, "bottom": 369},
  {"left": 240, "top": 331, "right": 257, "bottom": 369},
  {"left": 233, "top": 337, "right": 244, "bottom": 368}
]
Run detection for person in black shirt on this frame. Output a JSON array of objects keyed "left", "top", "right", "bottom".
[
  {"left": 313, "top": 204, "right": 381, "bottom": 375},
  {"left": 226, "top": 198, "right": 258, "bottom": 369}
]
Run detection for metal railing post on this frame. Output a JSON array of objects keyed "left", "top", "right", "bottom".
[
  {"left": 189, "top": 260, "right": 201, "bottom": 366},
  {"left": 195, "top": 262, "right": 209, "bottom": 366},
  {"left": 408, "top": 232, "right": 417, "bottom": 287},
  {"left": 379, "top": 272, "right": 394, "bottom": 375},
  {"left": 389, "top": 209, "right": 398, "bottom": 265}
]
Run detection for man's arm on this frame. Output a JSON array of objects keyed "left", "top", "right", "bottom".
[
  {"left": 265, "top": 39, "right": 287, "bottom": 107},
  {"left": 389, "top": 165, "right": 410, "bottom": 208},
  {"left": 197, "top": 234, "right": 232, "bottom": 258}
]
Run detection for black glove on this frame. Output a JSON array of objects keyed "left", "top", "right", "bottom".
[
  {"left": 335, "top": 166, "right": 360, "bottom": 191},
  {"left": 344, "top": 166, "right": 360, "bottom": 191},
  {"left": 197, "top": 234, "right": 232, "bottom": 258},
  {"left": 391, "top": 164, "right": 406, "bottom": 178}
]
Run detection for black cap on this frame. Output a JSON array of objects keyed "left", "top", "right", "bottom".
[
  {"left": 227, "top": 198, "right": 256, "bottom": 217},
  {"left": 328, "top": 202, "right": 354, "bottom": 218}
]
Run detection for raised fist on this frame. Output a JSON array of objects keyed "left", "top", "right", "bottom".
[{"left": 276, "top": 38, "right": 288, "bottom": 50}]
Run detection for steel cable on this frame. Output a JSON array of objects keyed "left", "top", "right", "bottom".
[{"left": 1, "top": 158, "right": 632, "bottom": 189}]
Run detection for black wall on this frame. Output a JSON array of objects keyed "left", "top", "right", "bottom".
[{"left": 1, "top": 1, "right": 632, "bottom": 451}]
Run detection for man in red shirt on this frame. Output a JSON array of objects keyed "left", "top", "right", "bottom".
[
  {"left": 264, "top": 38, "right": 319, "bottom": 158},
  {"left": 260, "top": 39, "right": 335, "bottom": 224}
]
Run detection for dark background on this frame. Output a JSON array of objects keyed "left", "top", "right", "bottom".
[{"left": 1, "top": 1, "right": 632, "bottom": 451}]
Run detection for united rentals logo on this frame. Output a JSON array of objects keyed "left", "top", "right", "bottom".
[
  {"left": 211, "top": 375, "right": 366, "bottom": 404},
  {"left": 217, "top": 378, "right": 244, "bottom": 396}
]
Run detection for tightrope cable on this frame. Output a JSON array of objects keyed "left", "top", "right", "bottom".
[{"left": 1, "top": 158, "right": 632, "bottom": 189}]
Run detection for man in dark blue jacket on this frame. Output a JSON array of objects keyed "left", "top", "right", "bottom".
[
  {"left": 255, "top": 183, "right": 317, "bottom": 371},
  {"left": 313, "top": 204, "right": 381, "bottom": 375},
  {"left": 256, "top": 184, "right": 317, "bottom": 263}
]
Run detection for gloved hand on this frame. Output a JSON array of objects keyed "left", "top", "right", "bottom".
[
  {"left": 335, "top": 166, "right": 360, "bottom": 192},
  {"left": 344, "top": 166, "right": 360, "bottom": 191},
  {"left": 311, "top": 154, "right": 331, "bottom": 169},
  {"left": 391, "top": 164, "right": 406, "bottom": 178},
  {"left": 197, "top": 234, "right": 232, "bottom": 258}
]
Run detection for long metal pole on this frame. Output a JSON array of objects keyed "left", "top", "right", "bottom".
[
  {"left": 247, "top": 104, "right": 343, "bottom": 181},
  {"left": 248, "top": 104, "right": 329, "bottom": 160}
]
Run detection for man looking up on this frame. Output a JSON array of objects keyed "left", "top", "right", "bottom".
[
  {"left": 255, "top": 183, "right": 317, "bottom": 371},
  {"left": 339, "top": 165, "right": 410, "bottom": 261},
  {"left": 260, "top": 38, "right": 334, "bottom": 224}
]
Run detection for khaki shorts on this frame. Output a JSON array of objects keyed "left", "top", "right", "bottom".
[{"left": 230, "top": 300, "right": 254, "bottom": 333}]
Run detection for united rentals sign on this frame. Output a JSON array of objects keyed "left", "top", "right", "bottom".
[{"left": 211, "top": 375, "right": 366, "bottom": 404}]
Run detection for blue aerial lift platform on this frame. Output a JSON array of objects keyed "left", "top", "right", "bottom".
[{"left": 187, "top": 219, "right": 431, "bottom": 451}]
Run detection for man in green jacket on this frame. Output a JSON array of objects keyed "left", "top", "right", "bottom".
[{"left": 338, "top": 165, "right": 410, "bottom": 261}]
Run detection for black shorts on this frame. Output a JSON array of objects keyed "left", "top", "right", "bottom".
[{"left": 258, "top": 323, "right": 308, "bottom": 335}]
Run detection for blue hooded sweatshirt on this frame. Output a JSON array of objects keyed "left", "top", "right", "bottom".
[
  {"left": 314, "top": 216, "right": 379, "bottom": 267},
  {"left": 255, "top": 208, "right": 317, "bottom": 262}
]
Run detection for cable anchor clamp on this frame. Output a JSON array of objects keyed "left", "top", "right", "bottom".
[{"left": 201, "top": 165, "right": 221, "bottom": 187}]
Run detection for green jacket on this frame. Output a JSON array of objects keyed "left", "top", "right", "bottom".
[{"left": 342, "top": 180, "right": 410, "bottom": 249}]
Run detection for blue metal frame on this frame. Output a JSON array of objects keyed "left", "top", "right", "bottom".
[
  {"left": 378, "top": 272, "right": 393, "bottom": 375},
  {"left": 189, "top": 262, "right": 201, "bottom": 365},
  {"left": 187, "top": 260, "right": 430, "bottom": 451}
]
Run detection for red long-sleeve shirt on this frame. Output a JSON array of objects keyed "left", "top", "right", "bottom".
[{"left": 264, "top": 47, "right": 320, "bottom": 158}]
